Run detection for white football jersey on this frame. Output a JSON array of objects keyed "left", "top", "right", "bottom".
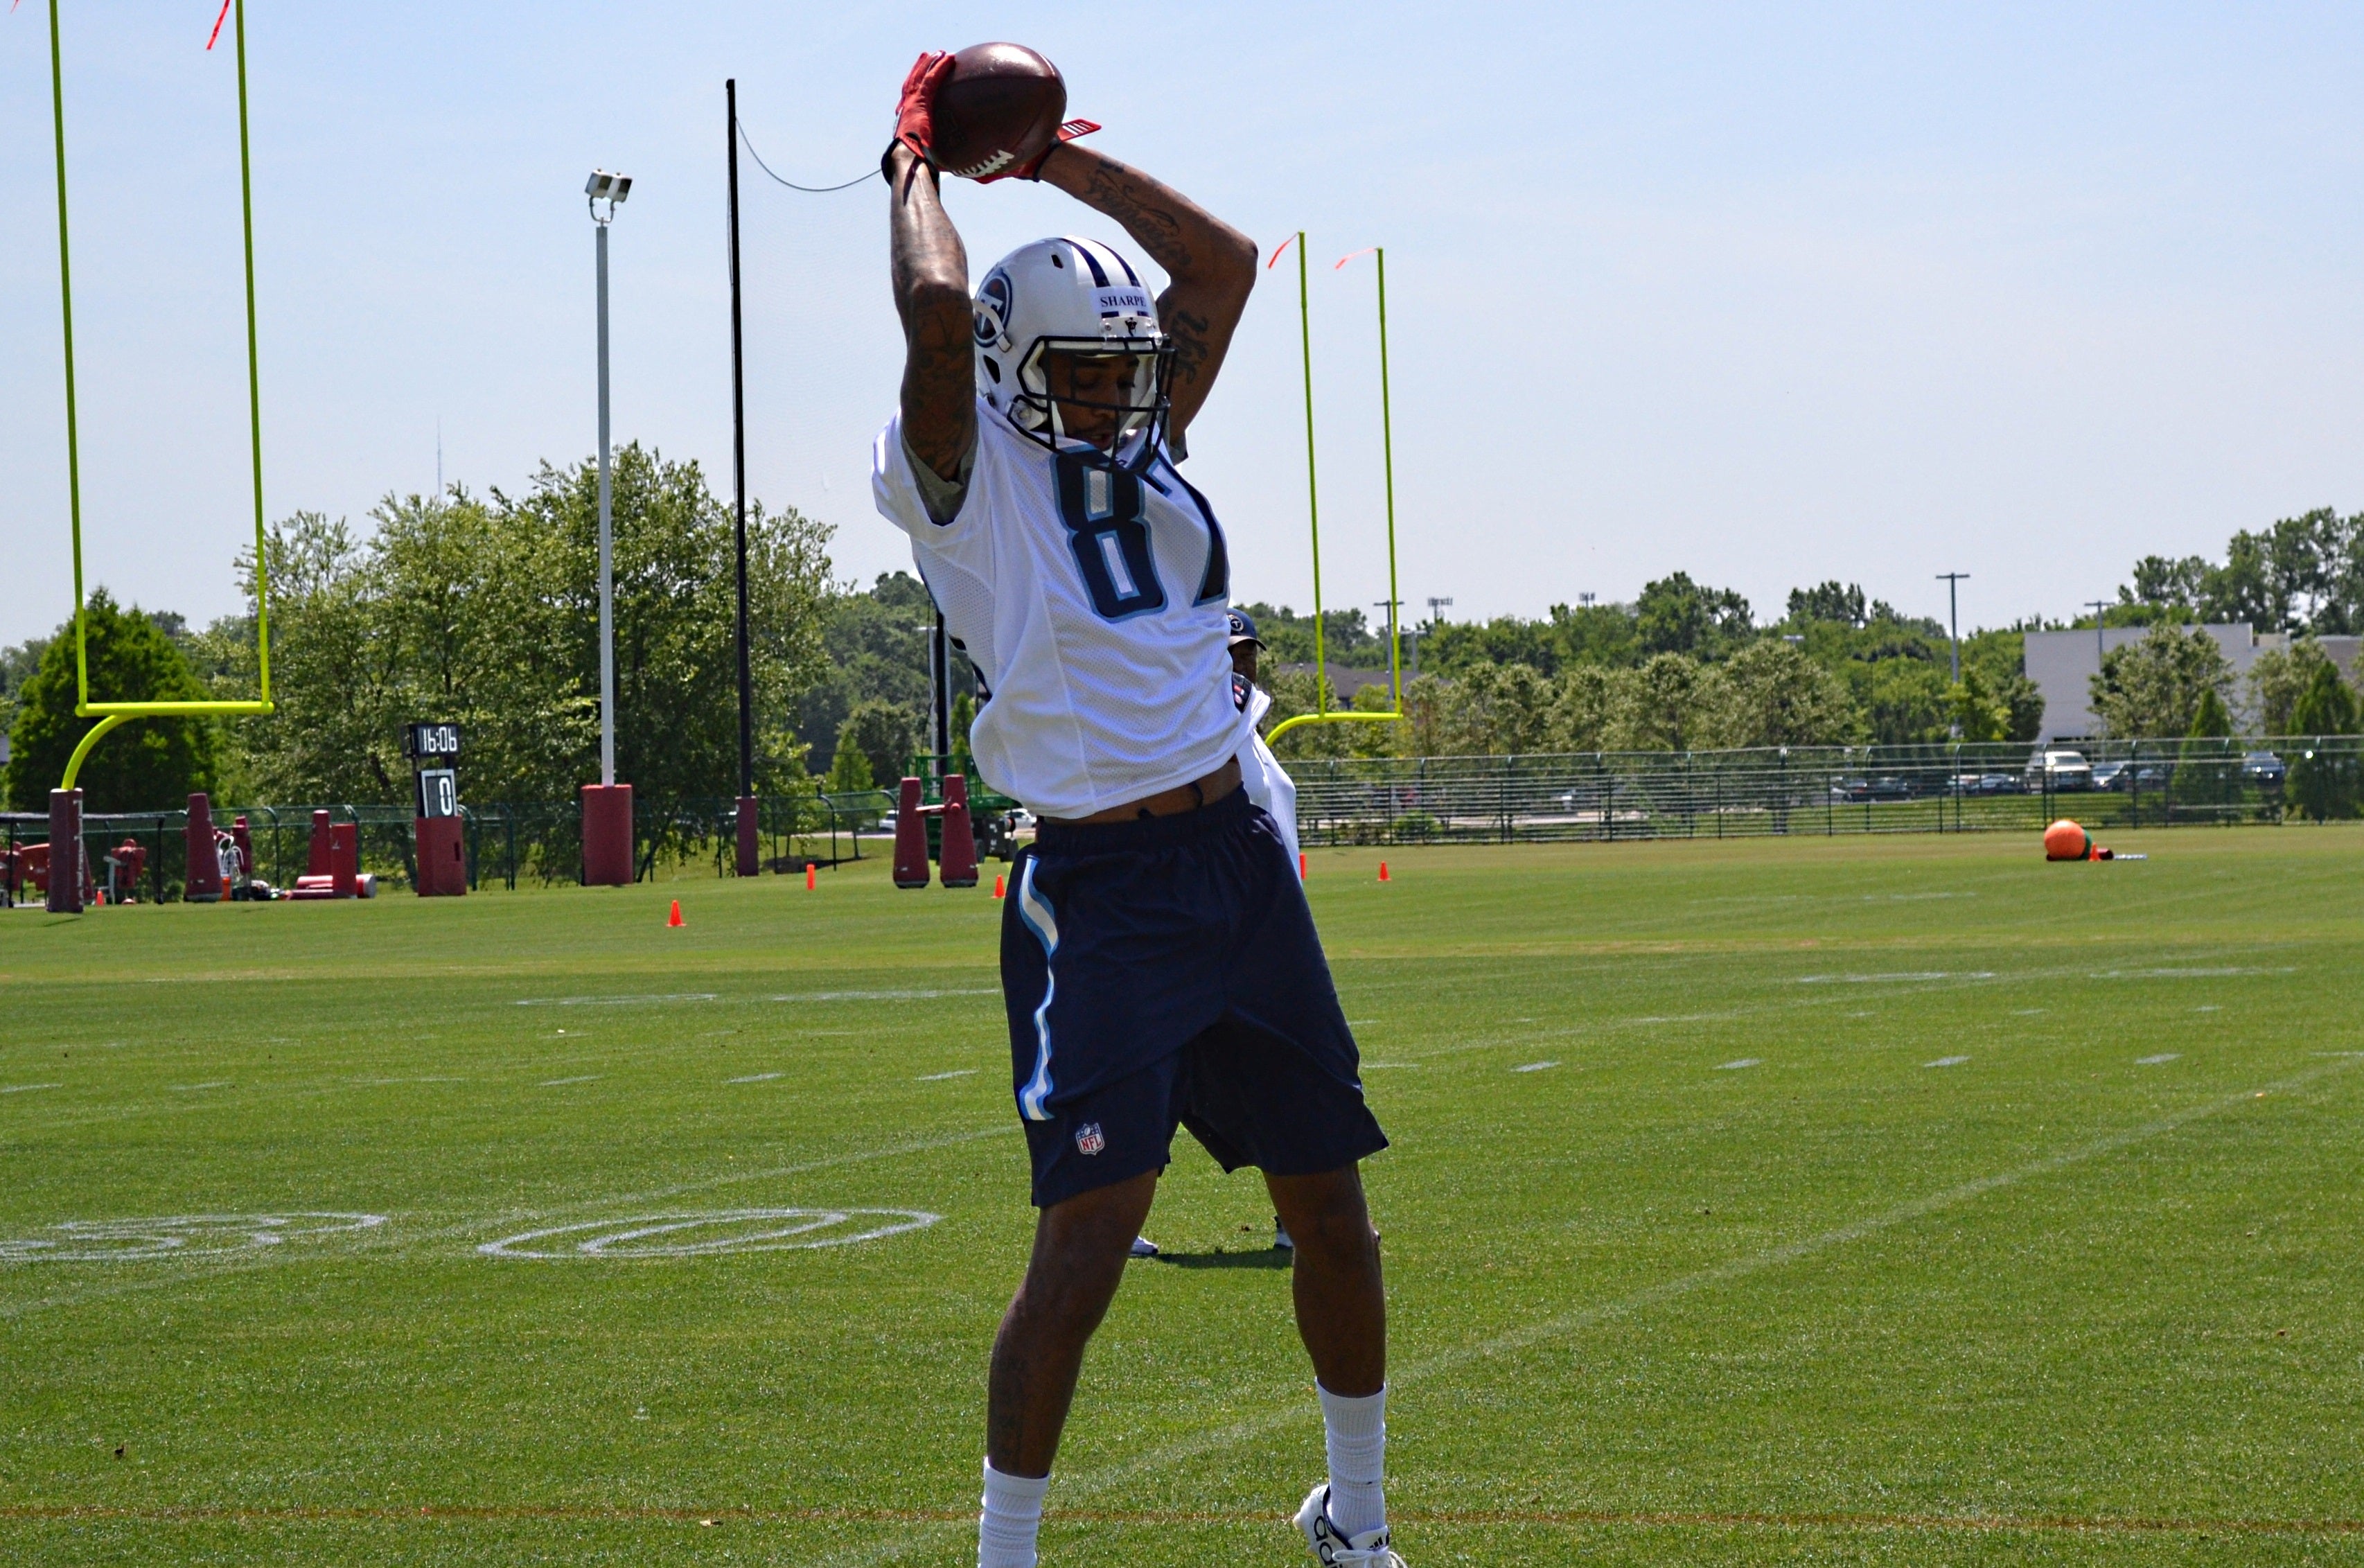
[
  {"left": 1237, "top": 681, "right": 1300, "bottom": 865},
  {"left": 872, "top": 401, "right": 1253, "bottom": 818}
]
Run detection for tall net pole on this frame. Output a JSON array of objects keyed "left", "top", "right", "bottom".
[{"left": 727, "top": 79, "right": 753, "bottom": 802}]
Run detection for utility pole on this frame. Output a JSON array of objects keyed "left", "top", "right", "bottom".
[
  {"left": 1936, "top": 572, "right": 1969, "bottom": 684},
  {"left": 2085, "top": 600, "right": 2111, "bottom": 669}
]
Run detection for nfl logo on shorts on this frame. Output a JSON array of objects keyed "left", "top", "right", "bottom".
[{"left": 1075, "top": 1122, "right": 1106, "bottom": 1156}]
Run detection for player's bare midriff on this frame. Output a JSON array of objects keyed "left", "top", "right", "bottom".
[{"left": 1041, "top": 756, "right": 1244, "bottom": 825}]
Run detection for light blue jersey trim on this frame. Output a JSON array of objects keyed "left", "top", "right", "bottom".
[{"left": 1016, "top": 859, "right": 1060, "bottom": 1121}]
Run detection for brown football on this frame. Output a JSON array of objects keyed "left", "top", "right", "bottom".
[{"left": 929, "top": 43, "right": 1067, "bottom": 179}]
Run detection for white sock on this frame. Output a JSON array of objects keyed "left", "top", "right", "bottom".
[
  {"left": 1317, "top": 1383, "right": 1387, "bottom": 1540},
  {"left": 978, "top": 1459, "right": 1050, "bottom": 1568}
]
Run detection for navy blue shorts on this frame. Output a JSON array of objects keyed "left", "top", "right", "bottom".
[{"left": 1002, "top": 787, "right": 1388, "bottom": 1208}]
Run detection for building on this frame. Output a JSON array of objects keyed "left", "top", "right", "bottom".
[
  {"left": 1275, "top": 663, "right": 1397, "bottom": 702},
  {"left": 2025, "top": 626, "right": 2362, "bottom": 741}
]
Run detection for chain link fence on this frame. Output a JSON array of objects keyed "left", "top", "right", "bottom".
[
  {"left": 10, "top": 737, "right": 2358, "bottom": 904},
  {"left": 3, "top": 789, "right": 912, "bottom": 904},
  {"left": 1287, "top": 736, "right": 2364, "bottom": 847}
]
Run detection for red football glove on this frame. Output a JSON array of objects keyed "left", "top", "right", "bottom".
[
  {"left": 888, "top": 51, "right": 955, "bottom": 169},
  {"left": 975, "top": 118, "right": 1103, "bottom": 184}
]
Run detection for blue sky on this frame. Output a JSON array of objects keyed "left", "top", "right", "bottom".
[{"left": 6, "top": 2, "right": 2363, "bottom": 647}]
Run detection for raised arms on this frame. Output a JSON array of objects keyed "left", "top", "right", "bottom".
[
  {"left": 1034, "top": 143, "right": 1258, "bottom": 440},
  {"left": 888, "top": 144, "right": 976, "bottom": 483}
]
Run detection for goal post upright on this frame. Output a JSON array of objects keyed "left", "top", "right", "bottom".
[
  {"left": 46, "top": 0, "right": 274, "bottom": 799},
  {"left": 1267, "top": 236, "right": 1404, "bottom": 744}
]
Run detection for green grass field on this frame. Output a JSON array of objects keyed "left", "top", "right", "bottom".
[{"left": 5, "top": 829, "right": 2363, "bottom": 1566}]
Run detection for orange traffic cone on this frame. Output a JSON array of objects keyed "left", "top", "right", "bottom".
[
  {"left": 667, "top": 899, "right": 683, "bottom": 928},
  {"left": 805, "top": 863, "right": 817, "bottom": 890},
  {"left": 1378, "top": 861, "right": 1391, "bottom": 883},
  {"left": 993, "top": 874, "right": 1006, "bottom": 899}
]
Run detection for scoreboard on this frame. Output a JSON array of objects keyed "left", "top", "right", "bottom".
[
  {"left": 403, "top": 723, "right": 463, "bottom": 819},
  {"left": 403, "top": 722, "right": 461, "bottom": 763}
]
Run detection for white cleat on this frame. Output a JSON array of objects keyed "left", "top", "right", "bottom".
[
  {"left": 1274, "top": 1215, "right": 1294, "bottom": 1251},
  {"left": 1294, "top": 1483, "right": 1404, "bottom": 1567},
  {"left": 1128, "top": 1235, "right": 1159, "bottom": 1258}
]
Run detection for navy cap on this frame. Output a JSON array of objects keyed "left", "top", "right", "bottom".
[{"left": 1226, "top": 609, "right": 1265, "bottom": 649}]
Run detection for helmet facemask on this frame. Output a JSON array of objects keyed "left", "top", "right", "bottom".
[{"left": 1010, "top": 338, "right": 1175, "bottom": 473}]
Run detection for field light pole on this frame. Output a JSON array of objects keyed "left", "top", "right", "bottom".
[
  {"left": 582, "top": 168, "right": 634, "bottom": 886},
  {"left": 1936, "top": 572, "right": 1969, "bottom": 684}
]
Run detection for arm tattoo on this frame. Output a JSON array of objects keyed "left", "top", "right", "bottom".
[
  {"left": 1165, "top": 306, "right": 1212, "bottom": 394},
  {"left": 1082, "top": 164, "right": 1194, "bottom": 274}
]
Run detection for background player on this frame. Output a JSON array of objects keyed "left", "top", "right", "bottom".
[{"left": 870, "top": 51, "right": 1402, "bottom": 1568}]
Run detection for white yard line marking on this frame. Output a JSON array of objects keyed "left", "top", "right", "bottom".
[
  {"left": 1512, "top": 1062, "right": 1560, "bottom": 1073},
  {"left": 917, "top": 1069, "right": 978, "bottom": 1082},
  {"left": 479, "top": 1208, "right": 940, "bottom": 1260},
  {"left": 1797, "top": 972, "right": 1993, "bottom": 985},
  {"left": 1925, "top": 1056, "right": 1971, "bottom": 1068},
  {"left": 821, "top": 1057, "right": 2364, "bottom": 1568},
  {"left": 514, "top": 994, "right": 718, "bottom": 1007},
  {"left": 767, "top": 988, "right": 998, "bottom": 1003},
  {"left": 2089, "top": 967, "right": 2294, "bottom": 980},
  {"left": 728, "top": 1073, "right": 786, "bottom": 1084},
  {"left": 166, "top": 1082, "right": 230, "bottom": 1092},
  {"left": 538, "top": 1075, "right": 601, "bottom": 1087},
  {"left": 0, "top": 1213, "right": 386, "bottom": 1265},
  {"left": 1714, "top": 1059, "right": 1761, "bottom": 1071},
  {"left": 0, "top": 1084, "right": 62, "bottom": 1095},
  {"left": 0, "top": 1125, "right": 1015, "bottom": 1320},
  {"left": 2135, "top": 1054, "right": 2180, "bottom": 1066}
]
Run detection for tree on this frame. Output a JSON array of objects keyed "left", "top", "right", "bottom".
[
  {"left": 838, "top": 698, "right": 919, "bottom": 789},
  {"left": 1946, "top": 670, "right": 2011, "bottom": 743},
  {"left": 2124, "top": 555, "right": 2209, "bottom": 612},
  {"left": 1263, "top": 668, "right": 1351, "bottom": 761},
  {"left": 6, "top": 590, "right": 222, "bottom": 812},
  {"left": 949, "top": 691, "right": 977, "bottom": 778},
  {"left": 1548, "top": 665, "right": 1620, "bottom": 752},
  {"left": 797, "top": 572, "right": 973, "bottom": 775},
  {"left": 220, "top": 448, "right": 831, "bottom": 875},
  {"left": 823, "top": 734, "right": 875, "bottom": 794},
  {"left": 1611, "top": 653, "right": 1730, "bottom": 751},
  {"left": 1786, "top": 581, "right": 1867, "bottom": 628},
  {"left": 1721, "top": 640, "right": 1860, "bottom": 748},
  {"left": 2188, "top": 687, "right": 2234, "bottom": 739},
  {"left": 2249, "top": 640, "right": 2336, "bottom": 735},
  {"left": 1436, "top": 661, "right": 1555, "bottom": 756},
  {"left": 1635, "top": 574, "right": 1752, "bottom": 659},
  {"left": 1232, "top": 603, "right": 1387, "bottom": 669},
  {"left": 1850, "top": 658, "right": 1952, "bottom": 745},
  {"left": 2090, "top": 626, "right": 2233, "bottom": 739},
  {"left": 2286, "top": 661, "right": 2361, "bottom": 821}
]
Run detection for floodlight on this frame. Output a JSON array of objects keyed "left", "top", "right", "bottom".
[{"left": 585, "top": 169, "right": 632, "bottom": 203}]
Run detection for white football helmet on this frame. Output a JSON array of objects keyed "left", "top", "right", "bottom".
[{"left": 973, "top": 236, "right": 1173, "bottom": 471}]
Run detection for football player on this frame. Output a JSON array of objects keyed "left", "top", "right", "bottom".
[{"left": 872, "top": 53, "right": 1401, "bottom": 1568}]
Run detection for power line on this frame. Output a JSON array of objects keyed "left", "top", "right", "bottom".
[{"left": 736, "top": 123, "right": 879, "bottom": 193}]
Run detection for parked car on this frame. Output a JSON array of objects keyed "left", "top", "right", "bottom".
[
  {"left": 2025, "top": 749, "right": 2093, "bottom": 791},
  {"left": 1951, "top": 771, "right": 2023, "bottom": 795},
  {"left": 1836, "top": 776, "right": 1917, "bottom": 803},
  {"left": 2241, "top": 750, "right": 2286, "bottom": 786}
]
